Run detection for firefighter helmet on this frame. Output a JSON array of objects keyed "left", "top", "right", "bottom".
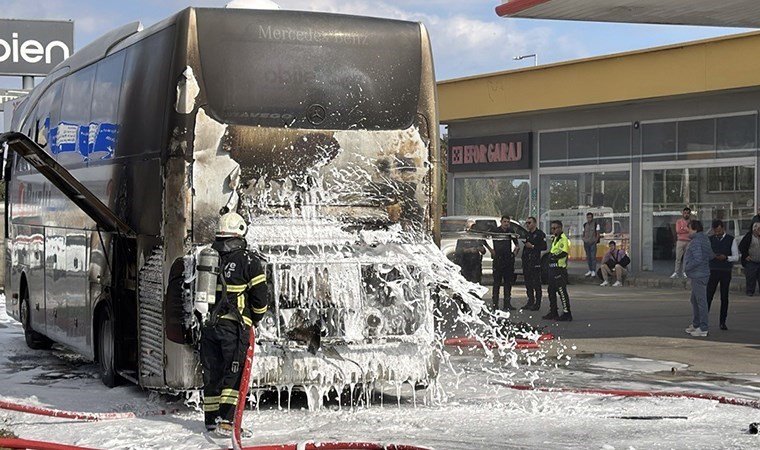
[{"left": 216, "top": 212, "right": 248, "bottom": 238}]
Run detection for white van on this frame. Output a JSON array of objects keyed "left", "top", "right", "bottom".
[{"left": 439, "top": 216, "right": 528, "bottom": 279}]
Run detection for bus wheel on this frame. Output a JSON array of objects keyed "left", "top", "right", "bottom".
[
  {"left": 20, "top": 288, "right": 53, "bottom": 350},
  {"left": 97, "top": 308, "right": 121, "bottom": 388}
]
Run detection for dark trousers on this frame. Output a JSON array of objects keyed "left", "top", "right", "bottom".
[
  {"left": 548, "top": 267, "right": 570, "bottom": 314},
  {"left": 201, "top": 319, "right": 248, "bottom": 428},
  {"left": 492, "top": 258, "right": 514, "bottom": 308},
  {"left": 461, "top": 256, "right": 483, "bottom": 283},
  {"left": 524, "top": 264, "right": 542, "bottom": 307},
  {"left": 745, "top": 262, "right": 760, "bottom": 295},
  {"left": 707, "top": 270, "right": 731, "bottom": 325}
]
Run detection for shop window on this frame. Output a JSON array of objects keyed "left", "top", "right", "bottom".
[
  {"left": 599, "top": 126, "right": 631, "bottom": 161},
  {"left": 642, "top": 165, "right": 755, "bottom": 274},
  {"left": 568, "top": 128, "right": 597, "bottom": 164},
  {"left": 717, "top": 114, "right": 756, "bottom": 154},
  {"left": 453, "top": 176, "right": 531, "bottom": 219},
  {"left": 641, "top": 122, "right": 676, "bottom": 158},
  {"left": 539, "top": 131, "right": 567, "bottom": 164},
  {"left": 677, "top": 118, "right": 715, "bottom": 159},
  {"left": 539, "top": 171, "right": 631, "bottom": 259},
  {"left": 707, "top": 166, "right": 754, "bottom": 192}
]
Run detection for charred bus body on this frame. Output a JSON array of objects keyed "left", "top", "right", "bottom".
[{"left": 2, "top": 8, "right": 441, "bottom": 393}]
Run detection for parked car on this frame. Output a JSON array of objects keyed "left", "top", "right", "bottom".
[{"left": 439, "top": 216, "right": 529, "bottom": 280}]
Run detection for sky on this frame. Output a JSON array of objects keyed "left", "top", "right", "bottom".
[{"left": 0, "top": 0, "right": 753, "bottom": 87}]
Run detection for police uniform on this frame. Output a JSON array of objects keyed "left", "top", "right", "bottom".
[
  {"left": 201, "top": 235, "right": 268, "bottom": 431},
  {"left": 522, "top": 227, "right": 547, "bottom": 310},
  {"left": 491, "top": 224, "right": 518, "bottom": 310},
  {"left": 544, "top": 231, "right": 572, "bottom": 321}
]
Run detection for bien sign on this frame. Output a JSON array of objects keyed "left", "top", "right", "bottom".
[{"left": 0, "top": 19, "right": 73, "bottom": 76}]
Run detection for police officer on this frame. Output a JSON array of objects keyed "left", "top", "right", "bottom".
[
  {"left": 201, "top": 212, "right": 268, "bottom": 436},
  {"left": 488, "top": 215, "right": 519, "bottom": 311},
  {"left": 543, "top": 220, "right": 572, "bottom": 321},
  {"left": 521, "top": 216, "right": 546, "bottom": 311}
]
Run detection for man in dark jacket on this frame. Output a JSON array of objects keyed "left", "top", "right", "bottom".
[
  {"left": 201, "top": 212, "right": 268, "bottom": 437},
  {"left": 521, "top": 216, "right": 546, "bottom": 311},
  {"left": 487, "top": 215, "right": 519, "bottom": 311},
  {"left": 454, "top": 219, "right": 487, "bottom": 283},
  {"left": 738, "top": 222, "right": 760, "bottom": 296},
  {"left": 707, "top": 220, "right": 739, "bottom": 330}
]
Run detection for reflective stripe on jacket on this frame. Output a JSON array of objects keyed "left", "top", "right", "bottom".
[{"left": 210, "top": 237, "right": 268, "bottom": 326}]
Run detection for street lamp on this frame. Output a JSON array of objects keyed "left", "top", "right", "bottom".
[{"left": 513, "top": 53, "right": 538, "bottom": 66}]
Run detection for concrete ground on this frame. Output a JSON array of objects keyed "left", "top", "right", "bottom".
[{"left": 487, "top": 273, "right": 760, "bottom": 376}]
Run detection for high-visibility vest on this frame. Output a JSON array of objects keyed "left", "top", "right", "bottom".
[{"left": 550, "top": 232, "right": 570, "bottom": 268}]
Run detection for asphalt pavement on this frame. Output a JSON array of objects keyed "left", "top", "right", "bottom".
[{"left": 485, "top": 273, "right": 760, "bottom": 376}]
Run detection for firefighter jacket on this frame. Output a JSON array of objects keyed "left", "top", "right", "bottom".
[
  {"left": 549, "top": 232, "right": 570, "bottom": 269},
  {"left": 210, "top": 237, "right": 268, "bottom": 327}
]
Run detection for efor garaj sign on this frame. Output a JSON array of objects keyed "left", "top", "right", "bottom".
[{"left": 448, "top": 132, "right": 532, "bottom": 172}]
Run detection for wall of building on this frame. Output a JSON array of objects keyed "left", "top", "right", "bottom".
[{"left": 445, "top": 89, "right": 760, "bottom": 275}]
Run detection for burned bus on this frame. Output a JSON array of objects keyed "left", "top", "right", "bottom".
[{"left": 1, "top": 7, "right": 441, "bottom": 395}]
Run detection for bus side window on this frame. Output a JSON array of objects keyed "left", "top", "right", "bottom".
[{"left": 35, "top": 118, "right": 48, "bottom": 148}]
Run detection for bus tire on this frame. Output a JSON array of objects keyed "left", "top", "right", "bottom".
[
  {"left": 97, "top": 307, "right": 121, "bottom": 388},
  {"left": 20, "top": 287, "right": 53, "bottom": 350}
]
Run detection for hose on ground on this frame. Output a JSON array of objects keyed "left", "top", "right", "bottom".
[
  {"left": 508, "top": 384, "right": 760, "bottom": 409},
  {"left": 0, "top": 400, "right": 177, "bottom": 421}
]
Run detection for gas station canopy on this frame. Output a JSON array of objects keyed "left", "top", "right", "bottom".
[{"left": 495, "top": 0, "right": 760, "bottom": 28}]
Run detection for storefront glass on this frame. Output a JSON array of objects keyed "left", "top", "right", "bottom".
[
  {"left": 539, "top": 170, "right": 630, "bottom": 263},
  {"left": 641, "top": 164, "right": 755, "bottom": 273},
  {"left": 452, "top": 176, "right": 530, "bottom": 219}
]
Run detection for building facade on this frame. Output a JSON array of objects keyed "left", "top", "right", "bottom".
[{"left": 439, "top": 31, "right": 760, "bottom": 275}]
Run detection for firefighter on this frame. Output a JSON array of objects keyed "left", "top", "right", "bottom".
[
  {"left": 543, "top": 220, "right": 573, "bottom": 322},
  {"left": 201, "top": 212, "right": 268, "bottom": 436}
]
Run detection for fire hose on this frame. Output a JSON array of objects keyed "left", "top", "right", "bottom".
[
  {"left": 0, "top": 400, "right": 177, "bottom": 421},
  {"left": 443, "top": 332, "right": 555, "bottom": 350},
  {"left": 508, "top": 384, "right": 760, "bottom": 409},
  {"left": 232, "top": 325, "right": 256, "bottom": 450}
]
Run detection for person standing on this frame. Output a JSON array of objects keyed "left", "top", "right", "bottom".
[
  {"left": 599, "top": 241, "right": 629, "bottom": 287},
  {"left": 582, "top": 212, "right": 600, "bottom": 277},
  {"left": 454, "top": 219, "right": 487, "bottom": 283},
  {"left": 672, "top": 207, "right": 692, "bottom": 278},
  {"left": 706, "top": 220, "right": 739, "bottom": 331},
  {"left": 750, "top": 207, "right": 760, "bottom": 232},
  {"left": 738, "top": 222, "right": 760, "bottom": 296},
  {"left": 201, "top": 212, "right": 268, "bottom": 437},
  {"left": 488, "top": 215, "right": 519, "bottom": 311},
  {"left": 543, "top": 220, "right": 572, "bottom": 321},
  {"left": 683, "top": 220, "right": 713, "bottom": 337},
  {"left": 521, "top": 216, "right": 547, "bottom": 311}
]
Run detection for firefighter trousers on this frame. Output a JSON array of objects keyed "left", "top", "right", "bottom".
[{"left": 201, "top": 318, "right": 249, "bottom": 428}]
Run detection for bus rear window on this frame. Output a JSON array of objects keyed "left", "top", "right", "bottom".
[{"left": 196, "top": 9, "right": 421, "bottom": 130}]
